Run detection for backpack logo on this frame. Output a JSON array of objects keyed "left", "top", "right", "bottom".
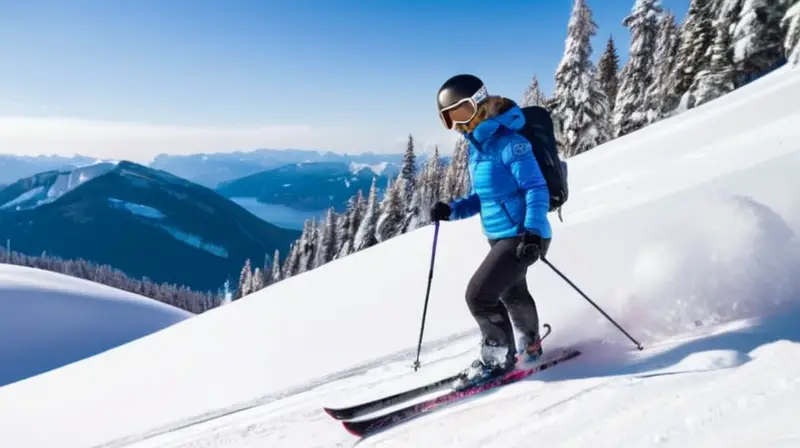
[{"left": 512, "top": 142, "right": 529, "bottom": 157}]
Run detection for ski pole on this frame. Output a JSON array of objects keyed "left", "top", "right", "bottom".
[
  {"left": 412, "top": 220, "right": 440, "bottom": 371},
  {"left": 540, "top": 256, "right": 644, "bottom": 350}
]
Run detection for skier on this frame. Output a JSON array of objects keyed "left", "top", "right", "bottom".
[{"left": 430, "top": 74, "right": 552, "bottom": 387}]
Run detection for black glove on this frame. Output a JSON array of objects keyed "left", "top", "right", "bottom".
[
  {"left": 430, "top": 201, "right": 451, "bottom": 222},
  {"left": 516, "top": 232, "right": 543, "bottom": 264}
]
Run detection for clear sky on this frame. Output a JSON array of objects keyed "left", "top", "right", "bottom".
[{"left": 0, "top": 0, "right": 690, "bottom": 163}]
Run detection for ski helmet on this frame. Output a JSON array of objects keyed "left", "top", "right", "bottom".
[{"left": 436, "top": 74, "right": 488, "bottom": 129}]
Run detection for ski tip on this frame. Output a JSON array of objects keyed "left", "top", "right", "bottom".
[
  {"left": 323, "top": 407, "right": 343, "bottom": 419},
  {"left": 341, "top": 421, "right": 365, "bottom": 438}
]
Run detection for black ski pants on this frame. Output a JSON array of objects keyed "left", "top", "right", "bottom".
[{"left": 465, "top": 235, "right": 550, "bottom": 352}]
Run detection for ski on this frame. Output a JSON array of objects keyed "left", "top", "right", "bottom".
[
  {"left": 323, "top": 372, "right": 463, "bottom": 420},
  {"left": 323, "top": 324, "right": 553, "bottom": 421},
  {"left": 340, "top": 346, "right": 581, "bottom": 438}
]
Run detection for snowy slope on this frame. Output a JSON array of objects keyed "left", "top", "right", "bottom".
[
  {"left": 0, "top": 263, "right": 191, "bottom": 388},
  {"left": 0, "top": 67, "right": 799, "bottom": 448}
]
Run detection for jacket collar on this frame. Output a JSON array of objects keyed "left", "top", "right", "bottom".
[{"left": 463, "top": 104, "right": 525, "bottom": 147}]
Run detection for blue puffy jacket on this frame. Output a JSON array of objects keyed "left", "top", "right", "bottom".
[{"left": 448, "top": 102, "right": 552, "bottom": 240}]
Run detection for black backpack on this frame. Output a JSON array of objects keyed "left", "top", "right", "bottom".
[{"left": 513, "top": 105, "right": 569, "bottom": 221}]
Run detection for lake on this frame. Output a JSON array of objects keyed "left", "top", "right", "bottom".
[{"left": 231, "top": 197, "right": 328, "bottom": 230}]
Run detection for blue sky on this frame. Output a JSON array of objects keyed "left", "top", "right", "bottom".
[{"left": 0, "top": 0, "right": 689, "bottom": 162}]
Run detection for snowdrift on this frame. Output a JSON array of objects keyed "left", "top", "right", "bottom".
[
  {"left": 0, "top": 263, "right": 191, "bottom": 388},
  {"left": 0, "top": 67, "right": 798, "bottom": 447}
]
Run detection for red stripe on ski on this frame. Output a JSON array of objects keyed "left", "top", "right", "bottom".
[{"left": 341, "top": 347, "right": 581, "bottom": 437}]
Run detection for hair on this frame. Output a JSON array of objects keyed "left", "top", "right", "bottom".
[{"left": 456, "top": 95, "right": 515, "bottom": 133}]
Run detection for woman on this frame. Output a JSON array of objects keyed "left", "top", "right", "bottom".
[{"left": 430, "top": 74, "right": 552, "bottom": 387}]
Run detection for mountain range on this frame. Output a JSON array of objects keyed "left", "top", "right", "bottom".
[
  {"left": 149, "top": 148, "right": 413, "bottom": 188},
  {"left": 216, "top": 161, "right": 392, "bottom": 212},
  {"left": 0, "top": 161, "right": 299, "bottom": 291}
]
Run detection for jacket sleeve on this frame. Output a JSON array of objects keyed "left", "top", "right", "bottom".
[
  {"left": 448, "top": 189, "right": 480, "bottom": 220},
  {"left": 501, "top": 138, "right": 550, "bottom": 237}
]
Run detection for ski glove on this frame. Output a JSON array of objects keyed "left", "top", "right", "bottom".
[
  {"left": 516, "top": 232, "right": 543, "bottom": 264},
  {"left": 430, "top": 202, "right": 452, "bottom": 222}
]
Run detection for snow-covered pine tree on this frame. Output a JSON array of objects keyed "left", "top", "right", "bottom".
[
  {"left": 251, "top": 267, "right": 264, "bottom": 292},
  {"left": 732, "top": 0, "right": 791, "bottom": 81},
  {"left": 691, "top": 11, "right": 737, "bottom": 106},
  {"left": 282, "top": 241, "right": 300, "bottom": 279},
  {"left": 441, "top": 137, "right": 469, "bottom": 202},
  {"left": 315, "top": 207, "right": 337, "bottom": 268},
  {"left": 784, "top": 1, "right": 800, "bottom": 64},
  {"left": 352, "top": 177, "right": 379, "bottom": 251},
  {"left": 236, "top": 258, "right": 253, "bottom": 299},
  {"left": 270, "top": 249, "right": 281, "bottom": 283},
  {"left": 407, "top": 145, "right": 443, "bottom": 229},
  {"left": 333, "top": 210, "right": 350, "bottom": 259},
  {"left": 644, "top": 10, "right": 681, "bottom": 121},
  {"left": 520, "top": 74, "right": 548, "bottom": 107},
  {"left": 613, "top": 0, "right": 663, "bottom": 138},
  {"left": 296, "top": 217, "right": 318, "bottom": 273},
  {"left": 375, "top": 177, "right": 405, "bottom": 242},
  {"left": 335, "top": 190, "right": 363, "bottom": 259},
  {"left": 552, "top": 0, "right": 612, "bottom": 154},
  {"left": 673, "top": 0, "right": 716, "bottom": 100},
  {"left": 400, "top": 134, "right": 417, "bottom": 205},
  {"left": 597, "top": 35, "right": 621, "bottom": 113}
]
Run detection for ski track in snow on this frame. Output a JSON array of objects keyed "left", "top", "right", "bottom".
[{"left": 0, "top": 68, "right": 799, "bottom": 448}]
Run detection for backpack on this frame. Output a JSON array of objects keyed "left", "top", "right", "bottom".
[{"left": 515, "top": 105, "right": 569, "bottom": 221}]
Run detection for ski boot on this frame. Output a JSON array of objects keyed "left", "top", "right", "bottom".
[
  {"left": 452, "top": 341, "right": 517, "bottom": 391},
  {"left": 516, "top": 323, "right": 552, "bottom": 364}
]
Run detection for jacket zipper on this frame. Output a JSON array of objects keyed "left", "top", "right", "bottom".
[{"left": 500, "top": 201, "right": 514, "bottom": 223}]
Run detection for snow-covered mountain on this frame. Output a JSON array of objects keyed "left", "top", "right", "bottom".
[
  {"left": 149, "top": 148, "right": 413, "bottom": 188},
  {"left": 0, "top": 67, "right": 798, "bottom": 448},
  {"left": 0, "top": 161, "right": 299, "bottom": 291},
  {"left": 0, "top": 263, "right": 191, "bottom": 388},
  {"left": 0, "top": 154, "right": 99, "bottom": 185},
  {"left": 216, "top": 161, "right": 392, "bottom": 212}
]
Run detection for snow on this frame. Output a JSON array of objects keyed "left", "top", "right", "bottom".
[
  {"left": 156, "top": 224, "right": 229, "bottom": 258},
  {"left": 41, "top": 161, "right": 119, "bottom": 206},
  {"left": 350, "top": 161, "right": 389, "bottom": 175},
  {"left": 0, "top": 185, "right": 46, "bottom": 210},
  {"left": 108, "top": 198, "right": 166, "bottom": 219},
  {"left": 0, "top": 68, "right": 799, "bottom": 448},
  {"left": 0, "top": 161, "right": 121, "bottom": 210},
  {"left": 0, "top": 263, "right": 191, "bottom": 388}
]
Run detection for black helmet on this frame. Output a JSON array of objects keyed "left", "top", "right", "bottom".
[{"left": 436, "top": 74, "right": 488, "bottom": 129}]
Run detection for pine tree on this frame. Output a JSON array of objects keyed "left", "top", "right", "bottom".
[
  {"left": 400, "top": 134, "right": 417, "bottom": 205},
  {"left": 552, "top": 0, "right": 612, "bottom": 155},
  {"left": 315, "top": 207, "right": 337, "bottom": 267},
  {"left": 784, "top": 1, "right": 800, "bottom": 64},
  {"left": 270, "top": 249, "right": 282, "bottom": 283},
  {"left": 692, "top": 11, "right": 737, "bottom": 106},
  {"left": 251, "top": 267, "right": 264, "bottom": 292},
  {"left": 236, "top": 258, "right": 253, "bottom": 299},
  {"left": 673, "top": 0, "right": 716, "bottom": 99},
  {"left": 412, "top": 145, "right": 442, "bottom": 229},
  {"left": 596, "top": 35, "right": 620, "bottom": 113},
  {"left": 375, "top": 177, "right": 405, "bottom": 242},
  {"left": 613, "top": 0, "right": 663, "bottom": 137},
  {"left": 282, "top": 242, "right": 300, "bottom": 279},
  {"left": 441, "top": 137, "right": 469, "bottom": 202},
  {"left": 336, "top": 190, "right": 364, "bottom": 259},
  {"left": 732, "top": 0, "right": 791, "bottom": 80},
  {"left": 296, "top": 218, "right": 317, "bottom": 273},
  {"left": 520, "top": 74, "right": 548, "bottom": 107},
  {"left": 352, "top": 177, "right": 379, "bottom": 251},
  {"left": 644, "top": 10, "right": 681, "bottom": 121}
]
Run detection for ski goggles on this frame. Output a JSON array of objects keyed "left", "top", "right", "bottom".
[{"left": 438, "top": 84, "right": 488, "bottom": 130}]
